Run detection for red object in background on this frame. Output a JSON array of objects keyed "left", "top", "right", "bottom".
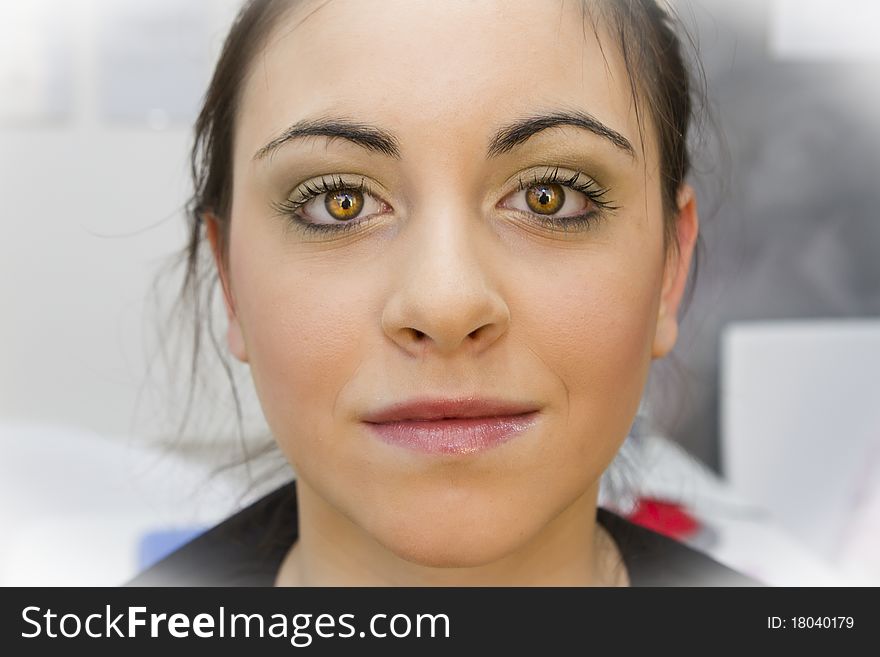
[{"left": 626, "top": 497, "right": 701, "bottom": 540}]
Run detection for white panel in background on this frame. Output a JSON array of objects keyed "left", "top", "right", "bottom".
[
  {"left": 96, "top": 0, "right": 218, "bottom": 127},
  {"left": 0, "top": 422, "right": 285, "bottom": 586},
  {"left": 721, "top": 319, "right": 880, "bottom": 577},
  {"left": 770, "top": 0, "right": 880, "bottom": 59},
  {"left": 0, "top": 1, "right": 73, "bottom": 123}
]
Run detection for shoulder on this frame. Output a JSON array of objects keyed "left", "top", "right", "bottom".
[
  {"left": 597, "top": 506, "right": 767, "bottom": 587},
  {"left": 124, "top": 481, "right": 298, "bottom": 587}
]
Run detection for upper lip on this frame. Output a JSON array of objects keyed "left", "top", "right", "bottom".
[{"left": 361, "top": 396, "right": 540, "bottom": 423}]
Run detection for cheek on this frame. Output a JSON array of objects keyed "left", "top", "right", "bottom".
[
  {"left": 520, "top": 244, "right": 663, "bottom": 455},
  {"left": 229, "top": 235, "right": 372, "bottom": 468}
]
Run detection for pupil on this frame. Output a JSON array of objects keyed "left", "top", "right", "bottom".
[{"left": 341, "top": 195, "right": 351, "bottom": 209}]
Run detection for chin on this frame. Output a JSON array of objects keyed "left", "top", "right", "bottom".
[
  {"left": 371, "top": 509, "right": 531, "bottom": 570},
  {"left": 385, "top": 538, "right": 516, "bottom": 570}
]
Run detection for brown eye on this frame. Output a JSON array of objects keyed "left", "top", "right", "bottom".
[
  {"left": 325, "top": 189, "right": 364, "bottom": 221},
  {"left": 525, "top": 183, "right": 565, "bottom": 215}
]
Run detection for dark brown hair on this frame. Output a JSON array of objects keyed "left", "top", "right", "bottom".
[{"left": 156, "top": 0, "right": 708, "bottom": 478}]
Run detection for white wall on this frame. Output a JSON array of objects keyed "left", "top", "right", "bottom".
[
  {"left": 0, "top": 0, "right": 288, "bottom": 586},
  {"left": 0, "top": 0, "right": 243, "bottom": 440}
]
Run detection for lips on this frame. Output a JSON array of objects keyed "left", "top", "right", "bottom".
[
  {"left": 361, "top": 396, "right": 541, "bottom": 423},
  {"left": 361, "top": 397, "right": 541, "bottom": 455}
]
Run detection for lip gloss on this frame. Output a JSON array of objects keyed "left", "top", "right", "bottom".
[{"left": 363, "top": 412, "right": 540, "bottom": 455}]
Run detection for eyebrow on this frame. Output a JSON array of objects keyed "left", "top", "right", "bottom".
[
  {"left": 254, "top": 117, "right": 401, "bottom": 161},
  {"left": 487, "top": 109, "right": 635, "bottom": 159},
  {"left": 253, "top": 109, "right": 635, "bottom": 161}
]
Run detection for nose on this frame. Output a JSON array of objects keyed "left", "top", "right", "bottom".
[{"left": 380, "top": 204, "right": 510, "bottom": 359}]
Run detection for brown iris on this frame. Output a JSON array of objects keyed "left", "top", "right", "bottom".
[
  {"left": 525, "top": 183, "right": 565, "bottom": 215},
  {"left": 325, "top": 189, "right": 364, "bottom": 221}
]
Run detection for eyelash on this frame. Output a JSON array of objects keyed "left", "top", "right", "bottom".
[
  {"left": 513, "top": 166, "right": 618, "bottom": 233},
  {"left": 271, "top": 174, "right": 377, "bottom": 237},
  {"left": 271, "top": 168, "right": 618, "bottom": 237}
]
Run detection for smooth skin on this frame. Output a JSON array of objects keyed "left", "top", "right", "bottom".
[{"left": 205, "top": 0, "right": 698, "bottom": 586}]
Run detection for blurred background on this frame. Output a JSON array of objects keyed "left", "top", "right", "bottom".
[{"left": 0, "top": 0, "right": 877, "bottom": 586}]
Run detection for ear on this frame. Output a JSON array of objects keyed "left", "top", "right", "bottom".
[
  {"left": 652, "top": 183, "right": 700, "bottom": 359},
  {"left": 204, "top": 213, "right": 249, "bottom": 363}
]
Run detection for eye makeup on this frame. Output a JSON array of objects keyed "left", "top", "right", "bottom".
[
  {"left": 270, "top": 165, "right": 619, "bottom": 238},
  {"left": 507, "top": 165, "right": 618, "bottom": 233},
  {"left": 270, "top": 174, "right": 386, "bottom": 237}
]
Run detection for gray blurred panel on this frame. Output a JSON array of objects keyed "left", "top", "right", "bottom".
[{"left": 651, "top": 0, "right": 880, "bottom": 470}]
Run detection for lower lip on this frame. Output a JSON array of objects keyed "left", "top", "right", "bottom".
[{"left": 363, "top": 412, "right": 540, "bottom": 455}]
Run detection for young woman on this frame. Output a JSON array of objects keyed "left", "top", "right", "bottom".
[{"left": 129, "top": 0, "right": 762, "bottom": 587}]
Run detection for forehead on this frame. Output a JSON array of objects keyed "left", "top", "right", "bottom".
[{"left": 237, "top": 0, "right": 647, "bottom": 165}]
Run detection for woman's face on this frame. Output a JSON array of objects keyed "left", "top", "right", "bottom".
[{"left": 216, "top": 0, "right": 692, "bottom": 567}]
